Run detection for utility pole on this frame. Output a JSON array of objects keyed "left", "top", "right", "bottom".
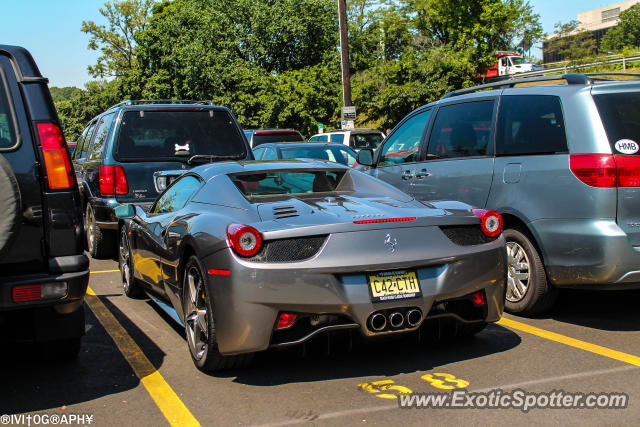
[{"left": 338, "top": 0, "right": 352, "bottom": 107}]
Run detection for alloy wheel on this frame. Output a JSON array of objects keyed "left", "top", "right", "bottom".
[
  {"left": 119, "top": 228, "right": 132, "bottom": 294},
  {"left": 185, "top": 266, "right": 209, "bottom": 360},
  {"left": 506, "top": 241, "right": 531, "bottom": 302}
]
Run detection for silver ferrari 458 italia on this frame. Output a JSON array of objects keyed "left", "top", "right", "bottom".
[{"left": 116, "top": 159, "right": 506, "bottom": 372}]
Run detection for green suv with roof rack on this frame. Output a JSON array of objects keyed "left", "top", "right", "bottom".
[{"left": 72, "top": 99, "right": 253, "bottom": 258}]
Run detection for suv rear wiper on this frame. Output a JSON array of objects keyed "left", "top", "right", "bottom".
[{"left": 187, "top": 154, "right": 245, "bottom": 164}]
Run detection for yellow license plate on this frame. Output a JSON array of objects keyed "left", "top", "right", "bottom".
[{"left": 367, "top": 270, "right": 422, "bottom": 302}]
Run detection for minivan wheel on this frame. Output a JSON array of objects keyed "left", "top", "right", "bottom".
[
  {"left": 85, "top": 205, "right": 115, "bottom": 258},
  {"left": 503, "top": 227, "right": 558, "bottom": 316},
  {"left": 182, "top": 255, "right": 252, "bottom": 372}
]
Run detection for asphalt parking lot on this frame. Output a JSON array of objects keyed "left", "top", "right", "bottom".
[{"left": 1, "top": 255, "right": 639, "bottom": 426}]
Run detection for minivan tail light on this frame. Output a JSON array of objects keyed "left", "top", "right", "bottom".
[
  {"left": 37, "top": 123, "right": 74, "bottom": 190},
  {"left": 613, "top": 155, "right": 640, "bottom": 187},
  {"left": 570, "top": 154, "right": 640, "bottom": 188},
  {"left": 99, "top": 165, "right": 128, "bottom": 195},
  {"left": 570, "top": 154, "right": 617, "bottom": 187}
]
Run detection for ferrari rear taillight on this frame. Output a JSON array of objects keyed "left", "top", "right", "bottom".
[
  {"left": 472, "top": 209, "right": 503, "bottom": 237},
  {"left": 37, "top": 123, "right": 75, "bottom": 190},
  {"left": 276, "top": 313, "right": 297, "bottom": 329},
  {"left": 227, "top": 223, "right": 262, "bottom": 257},
  {"left": 99, "top": 165, "right": 128, "bottom": 195},
  {"left": 569, "top": 154, "right": 640, "bottom": 187}
]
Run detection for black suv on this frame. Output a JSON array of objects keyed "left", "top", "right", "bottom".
[
  {"left": 0, "top": 45, "right": 88, "bottom": 358},
  {"left": 73, "top": 100, "right": 252, "bottom": 258}
]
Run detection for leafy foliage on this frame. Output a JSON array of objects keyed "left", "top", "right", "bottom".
[
  {"left": 62, "top": 0, "right": 543, "bottom": 138},
  {"left": 601, "top": 4, "right": 640, "bottom": 53},
  {"left": 81, "top": 0, "right": 156, "bottom": 78}
]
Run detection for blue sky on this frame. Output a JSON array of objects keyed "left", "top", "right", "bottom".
[{"left": 0, "top": 0, "right": 624, "bottom": 88}]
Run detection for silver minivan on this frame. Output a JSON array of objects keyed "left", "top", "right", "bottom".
[{"left": 359, "top": 73, "right": 640, "bottom": 315}]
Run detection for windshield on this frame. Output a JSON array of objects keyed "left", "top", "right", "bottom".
[
  {"left": 350, "top": 133, "right": 384, "bottom": 149},
  {"left": 510, "top": 57, "right": 526, "bottom": 65},
  {"left": 594, "top": 92, "right": 640, "bottom": 153},
  {"left": 253, "top": 132, "right": 304, "bottom": 146},
  {"left": 230, "top": 170, "right": 346, "bottom": 197},
  {"left": 280, "top": 146, "right": 356, "bottom": 166},
  {"left": 116, "top": 110, "right": 246, "bottom": 161}
]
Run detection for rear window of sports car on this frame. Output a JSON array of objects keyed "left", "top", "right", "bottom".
[{"left": 230, "top": 170, "right": 347, "bottom": 197}]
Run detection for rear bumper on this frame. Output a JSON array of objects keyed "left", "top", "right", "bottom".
[
  {"left": 202, "top": 239, "right": 506, "bottom": 355},
  {"left": 0, "top": 254, "right": 89, "bottom": 312},
  {"left": 531, "top": 219, "right": 640, "bottom": 289}
]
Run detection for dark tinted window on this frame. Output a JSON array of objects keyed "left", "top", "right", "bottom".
[
  {"left": 380, "top": 110, "right": 431, "bottom": 165},
  {"left": 0, "top": 79, "right": 17, "bottom": 150},
  {"left": 594, "top": 92, "right": 640, "bottom": 153},
  {"left": 77, "top": 122, "right": 96, "bottom": 159},
  {"left": 496, "top": 96, "right": 567, "bottom": 156},
  {"left": 262, "top": 148, "right": 277, "bottom": 160},
  {"left": 252, "top": 131, "right": 304, "bottom": 146},
  {"left": 152, "top": 175, "right": 201, "bottom": 214},
  {"left": 428, "top": 101, "right": 494, "bottom": 159},
  {"left": 117, "top": 110, "right": 246, "bottom": 161},
  {"left": 231, "top": 170, "right": 345, "bottom": 197},
  {"left": 89, "top": 113, "right": 116, "bottom": 160},
  {"left": 350, "top": 133, "right": 383, "bottom": 149}
]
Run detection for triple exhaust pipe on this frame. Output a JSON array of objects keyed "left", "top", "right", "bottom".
[{"left": 369, "top": 308, "right": 423, "bottom": 332}]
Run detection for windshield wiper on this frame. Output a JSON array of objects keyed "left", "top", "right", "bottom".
[{"left": 187, "top": 154, "right": 245, "bottom": 164}]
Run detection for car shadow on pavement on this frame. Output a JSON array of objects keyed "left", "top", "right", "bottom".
[
  {"left": 0, "top": 297, "right": 167, "bottom": 415},
  {"left": 549, "top": 289, "right": 640, "bottom": 332},
  {"left": 218, "top": 323, "right": 521, "bottom": 386}
]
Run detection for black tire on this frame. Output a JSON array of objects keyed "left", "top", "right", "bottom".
[
  {"left": 503, "top": 227, "right": 558, "bottom": 316},
  {"left": 0, "top": 154, "right": 20, "bottom": 258},
  {"left": 85, "top": 204, "right": 115, "bottom": 259},
  {"left": 41, "top": 337, "right": 82, "bottom": 361},
  {"left": 119, "top": 226, "right": 144, "bottom": 298},
  {"left": 182, "top": 255, "right": 252, "bottom": 372}
]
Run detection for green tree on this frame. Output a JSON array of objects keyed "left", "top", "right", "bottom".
[
  {"left": 82, "top": 0, "right": 156, "bottom": 78},
  {"left": 547, "top": 20, "right": 596, "bottom": 65},
  {"left": 50, "top": 86, "right": 83, "bottom": 103},
  {"left": 55, "top": 80, "right": 121, "bottom": 141},
  {"left": 410, "top": 0, "right": 543, "bottom": 72},
  {"left": 601, "top": 4, "right": 640, "bottom": 53}
]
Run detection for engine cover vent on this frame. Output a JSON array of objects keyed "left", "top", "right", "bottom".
[{"left": 273, "top": 205, "right": 299, "bottom": 219}]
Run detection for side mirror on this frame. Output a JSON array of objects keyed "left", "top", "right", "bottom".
[
  {"left": 115, "top": 204, "right": 135, "bottom": 219},
  {"left": 356, "top": 149, "right": 374, "bottom": 166}
]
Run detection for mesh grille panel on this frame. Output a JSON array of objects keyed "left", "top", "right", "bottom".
[
  {"left": 248, "top": 235, "right": 328, "bottom": 262},
  {"left": 439, "top": 226, "right": 497, "bottom": 246}
]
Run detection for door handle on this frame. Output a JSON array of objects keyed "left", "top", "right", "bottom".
[
  {"left": 402, "top": 170, "right": 414, "bottom": 180},
  {"left": 414, "top": 169, "right": 431, "bottom": 179}
]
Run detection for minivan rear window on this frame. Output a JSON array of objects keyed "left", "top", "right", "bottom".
[
  {"left": 0, "top": 79, "right": 17, "bottom": 150},
  {"left": 496, "top": 95, "right": 567, "bottom": 156},
  {"left": 594, "top": 92, "right": 640, "bottom": 154},
  {"left": 116, "top": 110, "right": 246, "bottom": 161}
]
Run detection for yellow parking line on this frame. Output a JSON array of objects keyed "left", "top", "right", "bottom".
[
  {"left": 90, "top": 269, "right": 120, "bottom": 274},
  {"left": 85, "top": 286, "right": 201, "bottom": 427},
  {"left": 498, "top": 317, "right": 640, "bottom": 367}
]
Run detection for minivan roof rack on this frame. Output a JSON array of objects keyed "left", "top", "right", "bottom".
[
  {"left": 107, "top": 99, "right": 215, "bottom": 110},
  {"left": 442, "top": 73, "right": 593, "bottom": 99}
]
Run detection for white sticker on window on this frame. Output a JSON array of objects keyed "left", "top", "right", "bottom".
[{"left": 615, "top": 139, "right": 639, "bottom": 154}]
